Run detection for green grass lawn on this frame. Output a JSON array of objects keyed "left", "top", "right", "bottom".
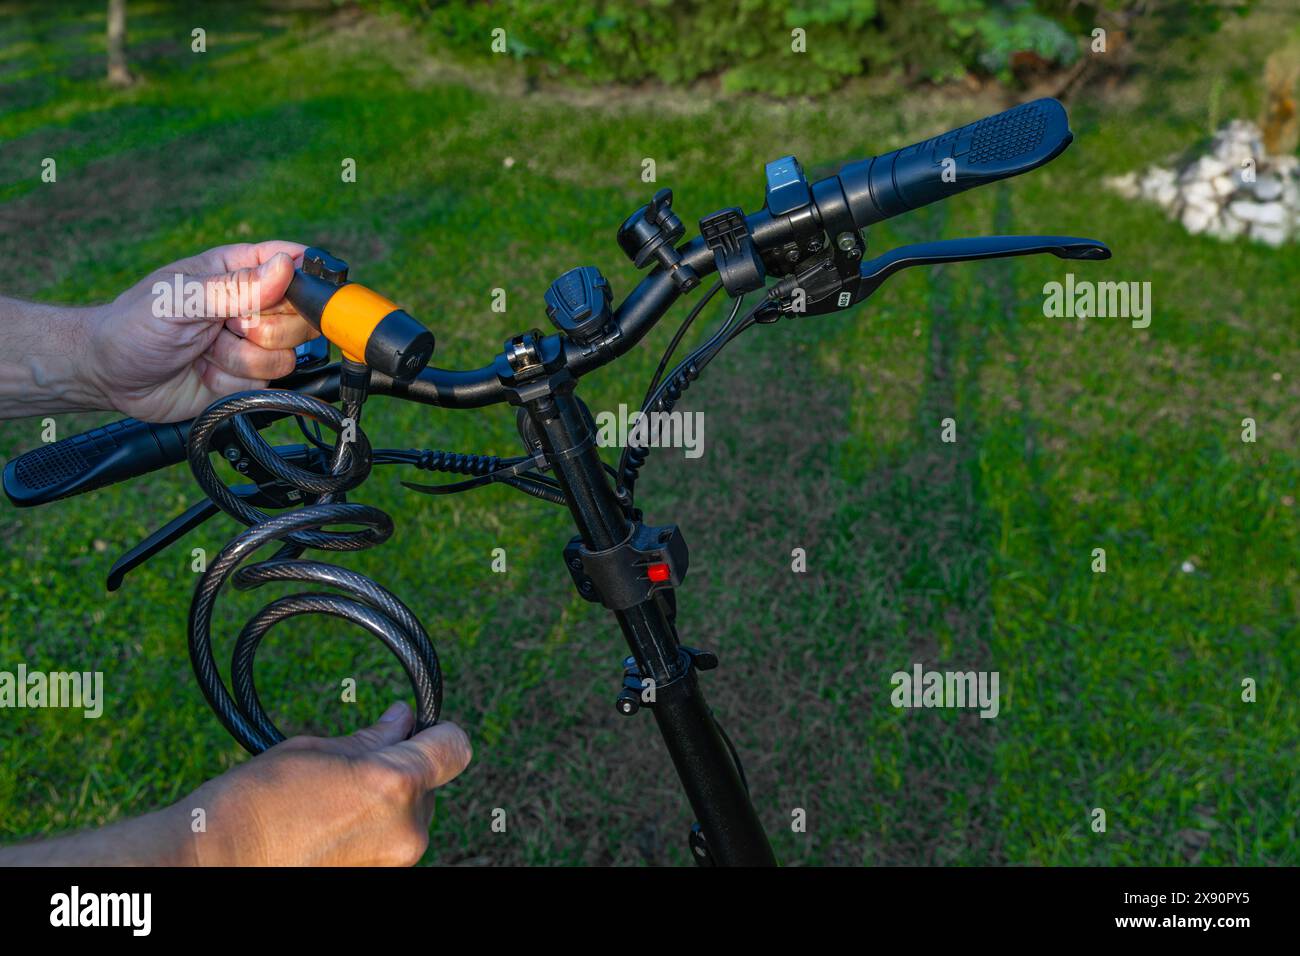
[{"left": 1, "top": 0, "right": 1296, "bottom": 865}]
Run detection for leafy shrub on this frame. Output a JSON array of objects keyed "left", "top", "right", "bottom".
[{"left": 363, "top": 0, "right": 1229, "bottom": 95}]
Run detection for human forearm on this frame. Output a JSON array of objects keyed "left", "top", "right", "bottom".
[
  {"left": 0, "top": 706, "right": 471, "bottom": 867},
  {"left": 0, "top": 296, "right": 107, "bottom": 419},
  {"left": 1, "top": 241, "right": 314, "bottom": 425},
  {"left": 0, "top": 803, "right": 195, "bottom": 866}
]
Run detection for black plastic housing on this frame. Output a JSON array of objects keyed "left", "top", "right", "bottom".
[
  {"left": 365, "top": 310, "right": 435, "bottom": 382},
  {"left": 544, "top": 266, "right": 613, "bottom": 345}
]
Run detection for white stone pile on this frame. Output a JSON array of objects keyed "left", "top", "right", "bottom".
[{"left": 1105, "top": 120, "right": 1300, "bottom": 246}]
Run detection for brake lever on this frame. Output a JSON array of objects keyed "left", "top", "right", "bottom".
[
  {"left": 106, "top": 497, "right": 222, "bottom": 591},
  {"left": 105, "top": 446, "right": 327, "bottom": 591},
  {"left": 792, "top": 235, "right": 1111, "bottom": 316},
  {"left": 858, "top": 235, "right": 1110, "bottom": 295}
]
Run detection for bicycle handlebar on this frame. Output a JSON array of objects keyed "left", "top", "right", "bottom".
[
  {"left": 1, "top": 362, "right": 342, "bottom": 506},
  {"left": 3, "top": 98, "right": 1107, "bottom": 509}
]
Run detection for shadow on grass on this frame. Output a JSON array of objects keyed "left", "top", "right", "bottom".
[
  {"left": 812, "top": 201, "right": 1003, "bottom": 864},
  {"left": 0, "top": 98, "right": 334, "bottom": 296}
]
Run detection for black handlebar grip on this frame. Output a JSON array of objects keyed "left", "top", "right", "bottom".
[
  {"left": 838, "top": 98, "right": 1073, "bottom": 228},
  {"left": 3, "top": 417, "right": 190, "bottom": 507}
]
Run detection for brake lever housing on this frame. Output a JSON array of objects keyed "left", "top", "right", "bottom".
[{"left": 785, "top": 234, "right": 1112, "bottom": 316}]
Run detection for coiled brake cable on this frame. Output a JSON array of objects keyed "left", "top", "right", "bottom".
[
  {"left": 617, "top": 290, "right": 763, "bottom": 506},
  {"left": 186, "top": 389, "right": 442, "bottom": 754},
  {"left": 639, "top": 280, "right": 724, "bottom": 410},
  {"left": 395, "top": 448, "right": 567, "bottom": 504}
]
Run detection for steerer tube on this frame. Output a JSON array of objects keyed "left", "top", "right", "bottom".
[{"left": 523, "top": 388, "right": 776, "bottom": 865}]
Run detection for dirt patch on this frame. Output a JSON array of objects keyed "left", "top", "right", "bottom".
[{"left": 0, "top": 100, "right": 318, "bottom": 297}]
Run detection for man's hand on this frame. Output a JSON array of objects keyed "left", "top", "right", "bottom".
[
  {"left": 85, "top": 240, "right": 318, "bottom": 422},
  {"left": 0, "top": 240, "right": 319, "bottom": 422},
  {"left": 0, "top": 704, "right": 472, "bottom": 867},
  {"left": 187, "top": 704, "right": 472, "bottom": 867}
]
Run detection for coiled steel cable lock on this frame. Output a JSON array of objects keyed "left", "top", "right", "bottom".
[{"left": 185, "top": 249, "right": 442, "bottom": 753}]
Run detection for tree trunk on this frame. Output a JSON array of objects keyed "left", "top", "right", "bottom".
[
  {"left": 106, "top": 0, "right": 131, "bottom": 87},
  {"left": 1261, "top": 47, "right": 1299, "bottom": 157}
]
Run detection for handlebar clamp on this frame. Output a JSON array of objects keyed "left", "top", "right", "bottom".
[
  {"left": 564, "top": 521, "right": 689, "bottom": 611},
  {"left": 699, "top": 208, "right": 765, "bottom": 296}
]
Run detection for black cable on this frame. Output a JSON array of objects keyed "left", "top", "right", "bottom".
[
  {"left": 186, "top": 390, "right": 442, "bottom": 755},
  {"left": 379, "top": 448, "right": 568, "bottom": 506},
  {"left": 641, "top": 297, "right": 752, "bottom": 423},
  {"left": 641, "top": 280, "right": 723, "bottom": 410},
  {"left": 499, "top": 475, "right": 568, "bottom": 505},
  {"left": 295, "top": 414, "right": 331, "bottom": 452},
  {"left": 618, "top": 295, "right": 767, "bottom": 505},
  {"left": 712, "top": 713, "right": 750, "bottom": 795},
  {"left": 616, "top": 287, "right": 743, "bottom": 500}
]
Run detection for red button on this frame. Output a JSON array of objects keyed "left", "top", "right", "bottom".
[{"left": 647, "top": 562, "right": 671, "bottom": 583}]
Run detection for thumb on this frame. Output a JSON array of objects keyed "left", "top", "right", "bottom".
[
  {"left": 380, "top": 721, "right": 473, "bottom": 793},
  {"left": 248, "top": 251, "right": 296, "bottom": 316},
  {"left": 321, "top": 701, "right": 416, "bottom": 756},
  {"left": 198, "top": 251, "right": 296, "bottom": 331}
]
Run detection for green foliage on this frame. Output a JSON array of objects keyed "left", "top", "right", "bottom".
[
  {"left": 379, "top": 0, "right": 1099, "bottom": 95},
  {"left": 969, "top": 4, "right": 1080, "bottom": 82}
]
